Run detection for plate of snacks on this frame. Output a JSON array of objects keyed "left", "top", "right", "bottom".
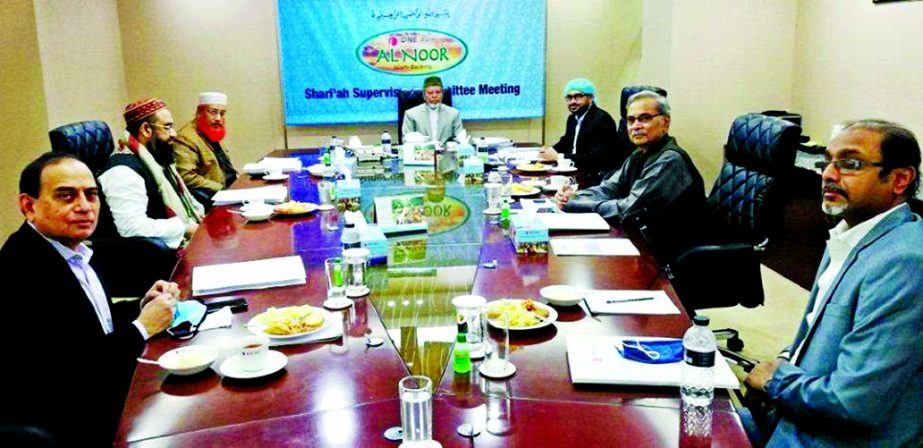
[
  {"left": 273, "top": 201, "right": 318, "bottom": 216},
  {"left": 515, "top": 162, "right": 550, "bottom": 173},
  {"left": 247, "top": 305, "right": 329, "bottom": 339},
  {"left": 510, "top": 183, "right": 541, "bottom": 197},
  {"left": 486, "top": 299, "right": 558, "bottom": 331}
]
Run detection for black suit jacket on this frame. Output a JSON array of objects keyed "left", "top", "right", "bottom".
[
  {"left": 0, "top": 224, "right": 145, "bottom": 446},
  {"left": 552, "top": 103, "right": 620, "bottom": 182}
]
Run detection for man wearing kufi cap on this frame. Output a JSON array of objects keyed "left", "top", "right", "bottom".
[
  {"left": 98, "top": 98, "right": 204, "bottom": 249},
  {"left": 540, "top": 78, "right": 619, "bottom": 185},
  {"left": 173, "top": 92, "right": 238, "bottom": 207},
  {"left": 402, "top": 76, "right": 465, "bottom": 145}
]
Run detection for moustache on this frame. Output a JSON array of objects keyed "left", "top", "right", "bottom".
[{"left": 823, "top": 181, "right": 848, "bottom": 199}]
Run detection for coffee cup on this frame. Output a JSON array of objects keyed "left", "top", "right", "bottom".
[
  {"left": 237, "top": 334, "right": 270, "bottom": 372},
  {"left": 557, "top": 158, "right": 574, "bottom": 169},
  {"left": 242, "top": 198, "right": 267, "bottom": 212},
  {"left": 547, "top": 175, "right": 571, "bottom": 189}
]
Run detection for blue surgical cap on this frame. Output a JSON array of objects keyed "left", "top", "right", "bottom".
[{"left": 563, "top": 78, "right": 596, "bottom": 98}]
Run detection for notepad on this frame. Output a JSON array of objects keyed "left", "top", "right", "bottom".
[
  {"left": 550, "top": 238, "right": 639, "bottom": 256},
  {"left": 212, "top": 185, "right": 288, "bottom": 206},
  {"left": 192, "top": 255, "right": 307, "bottom": 296},
  {"left": 243, "top": 157, "right": 303, "bottom": 175},
  {"left": 537, "top": 213, "right": 610, "bottom": 231},
  {"left": 584, "top": 290, "right": 681, "bottom": 315},
  {"left": 567, "top": 335, "right": 739, "bottom": 389}
]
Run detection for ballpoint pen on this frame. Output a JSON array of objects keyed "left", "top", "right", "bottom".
[{"left": 606, "top": 297, "right": 655, "bottom": 304}]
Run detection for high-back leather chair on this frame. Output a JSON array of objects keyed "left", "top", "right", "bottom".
[
  {"left": 636, "top": 113, "right": 800, "bottom": 351},
  {"left": 49, "top": 120, "right": 177, "bottom": 297},
  {"left": 396, "top": 88, "right": 453, "bottom": 144},
  {"left": 605, "top": 85, "right": 669, "bottom": 180}
]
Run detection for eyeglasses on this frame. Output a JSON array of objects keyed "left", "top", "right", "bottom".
[
  {"left": 565, "top": 93, "right": 587, "bottom": 101},
  {"left": 815, "top": 158, "right": 886, "bottom": 174},
  {"left": 626, "top": 113, "right": 662, "bottom": 125},
  {"left": 150, "top": 122, "right": 174, "bottom": 132},
  {"left": 205, "top": 108, "right": 226, "bottom": 118}
]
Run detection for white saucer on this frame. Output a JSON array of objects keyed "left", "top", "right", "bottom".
[
  {"left": 483, "top": 208, "right": 501, "bottom": 215},
  {"left": 553, "top": 166, "right": 577, "bottom": 173},
  {"left": 317, "top": 204, "right": 336, "bottom": 211},
  {"left": 263, "top": 173, "right": 289, "bottom": 181},
  {"left": 479, "top": 361, "right": 517, "bottom": 379},
  {"left": 399, "top": 441, "right": 442, "bottom": 448},
  {"left": 219, "top": 350, "right": 287, "bottom": 379},
  {"left": 346, "top": 285, "right": 370, "bottom": 298},
  {"left": 323, "top": 298, "right": 353, "bottom": 310}
]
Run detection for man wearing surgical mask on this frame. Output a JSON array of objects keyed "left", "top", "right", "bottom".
[{"left": 401, "top": 76, "right": 465, "bottom": 145}]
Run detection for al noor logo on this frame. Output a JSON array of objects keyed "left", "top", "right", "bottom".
[{"left": 357, "top": 29, "right": 467, "bottom": 75}]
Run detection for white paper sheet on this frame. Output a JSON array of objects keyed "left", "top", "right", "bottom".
[
  {"left": 243, "top": 157, "right": 303, "bottom": 175},
  {"left": 550, "top": 238, "right": 639, "bottom": 256},
  {"left": 192, "top": 255, "right": 307, "bottom": 296},
  {"left": 585, "top": 290, "right": 681, "bottom": 315},
  {"left": 211, "top": 185, "right": 288, "bottom": 205},
  {"left": 567, "top": 334, "right": 739, "bottom": 389},
  {"left": 538, "top": 213, "right": 610, "bottom": 231}
]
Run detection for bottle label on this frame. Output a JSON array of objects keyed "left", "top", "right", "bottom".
[{"left": 684, "top": 349, "right": 715, "bottom": 368}]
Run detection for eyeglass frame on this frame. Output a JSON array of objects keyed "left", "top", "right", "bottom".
[
  {"left": 149, "top": 122, "right": 175, "bottom": 132},
  {"left": 625, "top": 113, "right": 663, "bottom": 126},
  {"left": 814, "top": 158, "right": 887, "bottom": 174},
  {"left": 564, "top": 93, "right": 588, "bottom": 102}
]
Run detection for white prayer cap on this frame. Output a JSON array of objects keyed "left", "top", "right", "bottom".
[{"left": 198, "top": 92, "right": 227, "bottom": 106}]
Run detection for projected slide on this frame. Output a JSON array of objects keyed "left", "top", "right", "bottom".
[{"left": 278, "top": 0, "right": 546, "bottom": 125}]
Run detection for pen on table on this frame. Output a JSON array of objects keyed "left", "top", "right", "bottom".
[{"left": 606, "top": 297, "right": 655, "bottom": 304}]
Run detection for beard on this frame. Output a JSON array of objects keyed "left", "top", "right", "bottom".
[
  {"left": 149, "top": 136, "right": 175, "bottom": 166},
  {"left": 197, "top": 114, "right": 226, "bottom": 142}
]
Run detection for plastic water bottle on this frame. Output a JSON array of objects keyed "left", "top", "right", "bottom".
[
  {"left": 381, "top": 130, "right": 393, "bottom": 154},
  {"left": 453, "top": 321, "right": 471, "bottom": 374},
  {"left": 681, "top": 315, "right": 716, "bottom": 441},
  {"left": 341, "top": 222, "right": 360, "bottom": 251}
]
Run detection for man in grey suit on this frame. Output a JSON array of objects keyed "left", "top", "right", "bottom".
[
  {"left": 744, "top": 119, "right": 923, "bottom": 447},
  {"left": 401, "top": 76, "right": 465, "bottom": 145}
]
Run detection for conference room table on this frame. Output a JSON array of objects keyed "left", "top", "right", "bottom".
[{"left": 114, "top": 152, "right": 750, "bottom": 447}]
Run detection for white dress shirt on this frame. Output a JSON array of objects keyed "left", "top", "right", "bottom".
[{"left": 98, "top": 165, "right": 186, "bottom": 249}]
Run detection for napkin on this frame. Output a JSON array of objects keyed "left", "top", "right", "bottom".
[
  {"left": 404, "top": 132, "right": 426, "bottom": 143},
  {"left": 617, "top": 339, "right": 683, "bottom": 364},
  {"left": 347, "top": 135, "right": 362, "bottom": 148}
]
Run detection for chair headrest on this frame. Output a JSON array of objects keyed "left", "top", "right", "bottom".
[
  {"left": 620, "top": 85, "right": 668, "bottom": 119},
  {"left": 725, "top": 114, "right": 800, "bottom": 175},
  {"left": 48, "top": 120, "right": 114, "bottom": 175}
]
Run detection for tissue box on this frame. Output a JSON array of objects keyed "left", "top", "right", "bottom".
[
  {"left": 360, "top": 226, "right": 388, "bottom": 265},
  {"left": 462, "top": 157, "right": 484, "bottom": 185},
  {"left": 509, "top": 215, "right": 549, "bottom": 254},
  {"left": 336, "top": 178, "right": 361, "bottom": 212}
]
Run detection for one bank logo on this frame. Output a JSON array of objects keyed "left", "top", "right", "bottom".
[{"left": 357, "top": 29, "right": 468, "bottom": 75}]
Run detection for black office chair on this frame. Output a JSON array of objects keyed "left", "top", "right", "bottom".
[
  {"left": 396, "top": 87, "right": 454, "bottom": 144},
  {"left": 637, "top": 113, "right": 800, "bottom": 351},
  {"left": 49, "top": 120, "right": 177, "bottom": 297}
]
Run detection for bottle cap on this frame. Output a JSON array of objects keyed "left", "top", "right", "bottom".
[
  {"left": 692, "top": 315, "right": 710, "bottom": 326},
  {"left": 457, "top": 320, "right": 468, "bottom": 334},
  {"left": 344, "top": 222, "right": 355, "bottom": 228}
]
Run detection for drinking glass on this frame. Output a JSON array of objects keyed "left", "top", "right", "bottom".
[
  {"left": 452, "top": 295, "right": 487, "bottom": 359},
  {"left": 324, "top": 257, "right": 348, "bottom": 305},
  {"left": 318, "top": 180, "right": 336, "bottom": 208},
  {"left": 399, "top": 375, "right": 433, "bottom": 443},
  {"left": 342, "top": 248, "right": 370, "bottom": 297},
  {"left": 480, "top": 310, "right": 514, "bottom": 378},
  {"left": 484, "top": 183, "right": 502, "bottom": 211}
]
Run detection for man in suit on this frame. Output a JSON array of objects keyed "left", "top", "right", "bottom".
[
  {"left": 539, "top": 78, "right": 619, "bottom": 184},
  {"left": 554, "top": 91, "right": 704, "bottom": 229},
  {"left": 0, "top": 153, "right": 181, "bottom": 446},
  {"left": 744, "top": 120, "right": 923, "bottom": 447},
  {"left": 401, "top": 76, "right": 465, "bottom": 145}
]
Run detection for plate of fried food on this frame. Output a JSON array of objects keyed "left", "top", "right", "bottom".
[
  {"left": 273, "top": 201, "right": 318, "bottom": 216},
  {"left": 486, "top": 298, "right": 558, "bottom": 331},
  {"left": 515, "top": 162, "right": 550, "bottom": 173},
  {"left": 247, "top": 305, "right": 329, "bottom": 339},
  {"left": 510, "top": 183, "right": 541, "bottom": 197}
]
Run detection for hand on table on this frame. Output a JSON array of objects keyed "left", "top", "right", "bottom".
[
  {"left": 538, "top": 146, "right": 559, "bottom": 161},
  {"left": 554, "top": 185, "right": 576, "bottom": 209},
  {"left": 744, "top": 357, "right": 784, "bottom": 393},
  {"left": 138, "top": 293, "right": 177, "bottom": 336},
  {"left": 141, "top": 280, "right": 182, "bottom": 307}
]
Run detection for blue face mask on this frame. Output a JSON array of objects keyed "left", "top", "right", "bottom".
[
  {"left": 617, "top": 339, "right": 684, "bottom": 364},
  {"left": 171, "top": 300, "right": 207, "bottom": 329}
]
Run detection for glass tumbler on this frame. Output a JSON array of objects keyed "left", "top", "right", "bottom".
[{"left": 399, "top": 375, "right": 433, "bottom": 443}]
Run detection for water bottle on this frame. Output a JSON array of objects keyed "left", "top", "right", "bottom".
[
  {"left": 681, "top": 315, "right": 716, "bottom": 441},
  {"left": 381, "top": 130, "right": 393, "bottom": 154},
  {"left": 341, "top": 222, "right": 360, "bottom": 251}
]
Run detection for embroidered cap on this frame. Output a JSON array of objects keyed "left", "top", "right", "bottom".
[{"left": 124, "top": 98, "right": 167, "bottom": 126}]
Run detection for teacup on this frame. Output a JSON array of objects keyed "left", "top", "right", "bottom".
[
  {"left": 547, "top": 175, "right": 572, "bottom": 189},
  {"left": 265, "top": 168, "right": 284, "bottom": 178},
  {"left": 242, "top": 198, "right": 267, "bottom": 212},
  {"left": 557, "top": 158, "right": 574, "bottom": 169},
  {"left": 237, "top": 334, "right": 270, "bottom": 372}
]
